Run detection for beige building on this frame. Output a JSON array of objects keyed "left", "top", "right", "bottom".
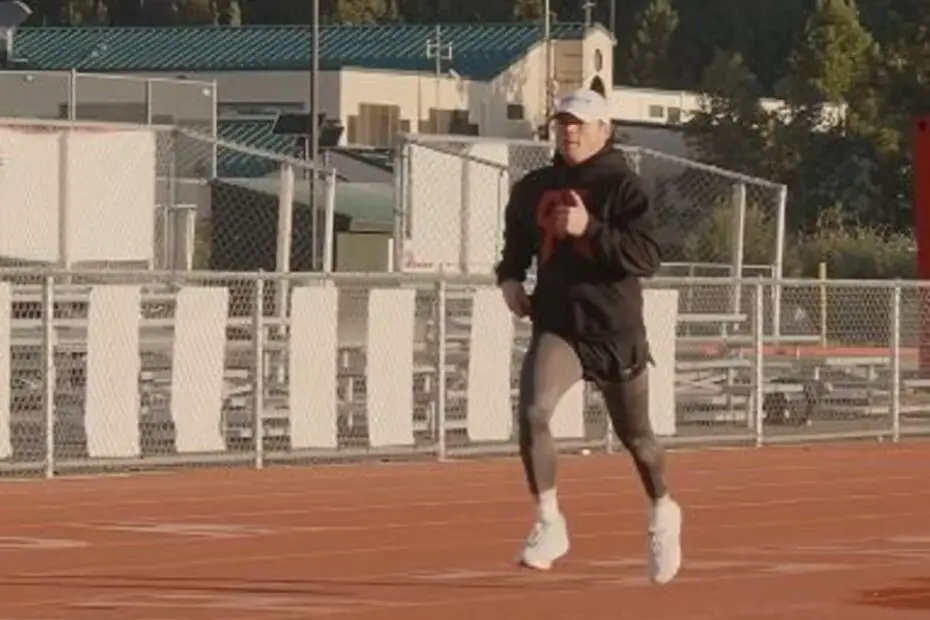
[
  {"left": 2, "top": 22, "right": 844, "bottom": 154},
  {"left": 2, "top": 22, "right": 615, "bottom": 147}
]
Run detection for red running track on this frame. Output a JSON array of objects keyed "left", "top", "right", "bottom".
[{"left": 1, "top": 441, "right": 929, "bottom": 619}]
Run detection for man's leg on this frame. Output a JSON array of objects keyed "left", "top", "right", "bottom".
[
  {"left": 516, "top": 332, "right": 583, "bottom": 570},
  {"left": 601, "top": 368, "right": 683, "bottom": 585}
]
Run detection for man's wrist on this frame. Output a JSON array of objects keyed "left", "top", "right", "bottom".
[{"left": 583, "top": 217, "right": 602, "bottom": 238}]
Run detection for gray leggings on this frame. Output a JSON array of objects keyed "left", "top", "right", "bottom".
[{"left": 517, "top": 332, "right": 667, "bottom": 501}]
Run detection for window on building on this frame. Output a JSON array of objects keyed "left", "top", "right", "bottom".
[
  {"left": 420, "top": 108, "right": 479, "bottom": 136},
  {"left": 346, "top": 103, "right": 403, "bottom": 147},
  {"left": 648, "top": 105, "right": 665, "bottom": 119},
  {"left": 667, "top": 106, "right": 682, "bottom": 124},
  {"left": 507, "top": 104, "right": 524, "bottom": 120}
]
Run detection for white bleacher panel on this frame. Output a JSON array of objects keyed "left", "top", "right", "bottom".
[
  {"left": 289, "top": 286, "right": 338, "bottom": 449},
  {"left": 644, "top": 289, "right": 679, "bottom": 436},
  {"left": 65, "top": 129, "right": 157, "bottom": 265},
  {"left": 84, "top": 286, "right": 142, "bottom": 459},
  {"left": 0, "top": 283, "right": 10, "bottom": 460},
  {"left": 366, "top": 288, "right": 415, "bottom": 448},
  {"left": 170, "top": 287, "right": 228, "bottom": 453},
  {"left": 551, "top": 381, "right": 586, "bottom": 439},
  {"left": 466, "top": 288, "right": 514, "bottom": 441},
  {"left": 0, "top": 128, "right": 59, "bottom": 262}
]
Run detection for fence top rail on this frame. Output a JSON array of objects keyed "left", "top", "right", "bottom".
[
  {"left": 176, "top": 127, "right": 334, "bottom": 176},
  {"left": 397, "top": 132, "right": 785, "bottom": 190},
  {"left": 400, "top": 139, "right": 515, "bottom": 174},
  {"left": 0, "top": 115, "right": 176, "bottom": 132},
  {"left": 398, "top": 132, "right": 558, "bottom": 150},
  {"left": 0, "top": 268, "right": 919, "bottom": 290},
  {"left": 662, "top": 261, "right": 775, "bottom": 270},
  {"left": 0, "top": 69, "right": 216, "bottom": 88},
  {"left": 634, "top": 147, "right": 786, "bottom": 190}
]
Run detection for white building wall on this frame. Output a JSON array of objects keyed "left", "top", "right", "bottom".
[{"left": 609, "top": 86, "right": 847, "bottom": 129}]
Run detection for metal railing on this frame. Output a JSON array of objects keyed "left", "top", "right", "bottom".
[{"left": 0, "top": 269, "right": 924, "bottom": 479}]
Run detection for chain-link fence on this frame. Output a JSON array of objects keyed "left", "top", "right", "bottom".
[
  {"left": 0, "top": 69, "right": 216, "bottom": 134},
  {"left": 393, "top": 132, "right": 788, "bottom": 334},
  {"left": 0, "top": 116, "right": 336, "bottom": 276},
  {"left": 393, "top": 134, "right": 786, "bottom": 271},
  {"left": 0, "top": 269, "right": 922, "bottom": 479}
]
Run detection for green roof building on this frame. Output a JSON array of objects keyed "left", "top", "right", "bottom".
[{"left": 3, "top": 22, "right": 616, "bottom": 147}]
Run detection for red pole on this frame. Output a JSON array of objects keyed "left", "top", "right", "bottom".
[{"left": 914, "top": 117, "right": 930, "bottom": 375}]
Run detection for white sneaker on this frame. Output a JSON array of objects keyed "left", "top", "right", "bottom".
[
  {"left": 517, "top": 515, "right": 570, "bottom": 570},
  {"left": 648, "top": 496, "right": 682, "bottom": 584}
]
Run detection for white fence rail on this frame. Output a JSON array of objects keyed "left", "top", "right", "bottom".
[{"left": 0, "top": 269, "right": 925, "bottom": 479}]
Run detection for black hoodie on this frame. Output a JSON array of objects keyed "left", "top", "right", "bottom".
[{"left": 495, "top": 143, "right": 661, "bottom": 344}]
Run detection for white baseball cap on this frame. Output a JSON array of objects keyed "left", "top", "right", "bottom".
[{"left": 552, "top": 88, "right": 611, "bottom": 123}]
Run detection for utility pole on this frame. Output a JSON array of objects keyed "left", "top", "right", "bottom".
[
  {"left": 582, "top": 0, "right": 595, "bottom": 27},
  {"left": 609, "top": 0, "right": 617, "bottom": 41},
  {"left": 544, "top": 0, "right": 553, "bottom": 121},
  {"left": 425, "top": 25, "right": 452, "bottom": 132},
  {"left": 310, "top": 0, "right": 321, "bottom": 270}
]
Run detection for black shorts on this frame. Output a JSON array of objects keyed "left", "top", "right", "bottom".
[{"left": 554, "top": 331, "right": 654, "bottom": 385}]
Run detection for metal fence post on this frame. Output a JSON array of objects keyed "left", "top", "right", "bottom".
[
  {"left": 322, "top": 168, "right": 337, "bottom": 274},
  {"left": 42, "top": 275, "right": 55, "bottom": 479},
  {"left": 274, "top": 164, "right": 295, "bottom": 384},
  {"left": 753, "top": 277, "right": 765, "bottom": 447},
  {"left": 730, "top": 182, "right": 746, "bottom": 318},
  {"left": 772, "top": 185, "right": 788, "bottom": 343},
  {"left": 144, "top": 78, "right": 153, "bottom": 125},
  {"left": 494, "top": 168, "right": 507, "bottom": 263},
  {"left": 67, "top": 69, "right": 77, "bottom": 121},
  {"left": 253, "top": 274, "right": 265, "bottom": 469},
  {"left": 890, "top": 281, "right": 901, "bottom": 443},
  {"left": 604, "top": 402, "right": 615, "bottom": 454},
  {"left": 435, "top": 276, "right": 448, "bottom": 461},
  {"left": 162, "top": 130, "right": 179, "bottom": 269},
  {"left": 210, "top": 79, "right": 219, "bottom": 179},
  {"left": 391, "top": 142, "right": 410, "bottom": 273}
]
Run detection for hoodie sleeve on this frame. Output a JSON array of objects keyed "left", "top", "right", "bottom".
[
  {"left": 582, "top": 170, "right": 662, "bottom": 278},
  {"left": 494, "top": 176, "right": 535, "bottom": 284}
]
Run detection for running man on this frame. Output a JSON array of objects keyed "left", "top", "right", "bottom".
[{"left": 494, "top": 87, "right": 682, "bottom": 584}]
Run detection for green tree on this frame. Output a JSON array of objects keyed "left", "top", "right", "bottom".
[
  {"left": 770, "top": 0, "right": 884, "bottom": 229},
  {"left": 682, "top": 195, "right": 783, "bottom": 268},
  {"left": 100, "top": 0, "right": 142, "bottom": 24},
  {"left": 512, "top": 0, "right": 544, "bottom": 20},
  {"left": 684, "top": 50, "right": 773, "bottom": 177},
  {"left": 214, "top": 0, "right": 241, "bottom": 25},
  {"left": 626, "top": 0, "right": 679, "bottom": 88},
  {"left": 240, "top": 0, "right": 311, "bottom": 24},
  {"left": 29, "top": 0, "right": 105, "bottom": 24},
  {"left": 171, "top": 0, "right": 215, "bottom": 24},
  {"left": 332, "top": 0, "right": 395, "bottom": 23},
  {"left": 777, "top": 0, "right": 874, "bottom": 109}
]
